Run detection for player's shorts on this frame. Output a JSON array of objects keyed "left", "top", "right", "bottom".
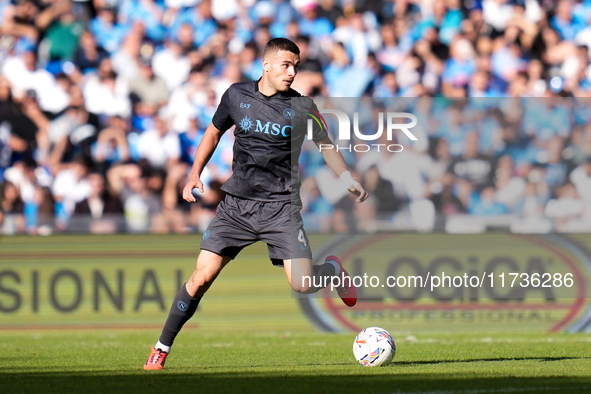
[{"left": 200, "top": 194, "right": 312, "bottom": 266}]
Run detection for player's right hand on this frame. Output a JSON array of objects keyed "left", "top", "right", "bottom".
[{"left": 182, "top": 177, "right": 203, "bottom": 203}]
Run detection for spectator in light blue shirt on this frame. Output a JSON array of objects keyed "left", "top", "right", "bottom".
[
  {"left": 251, "top": 0, "right": 294, "bottom": 34},
  {"left": 469, "top": 187, "right": 508, "bottom": 215},
  {"left": 522, "top": 101, "right": 571, "bottom": 143},
  {"left": 416, "top": 0, "right": 463, "bottom": 45},
  {"left": 442, "top": 39, "right": 476, "bottom": 93},
  {"left": 551, "top": 0, "right": 587, "bottom": 41},
  {"left": 118, "top": 0, "right": 166, "bottom": 43},
  {"left": 89, "top": 6, "right": 130, "bottom": 54},
  {"left": 323, "top": 41, "right": 374, "bottom": 97},
  {"left": 239, "top": 41, "right": 263, "bottom": 82},
  {"left": 468, "top": 70, "right": 505, "bottom": 98},
  {"left": 435, "top": 105, "right": 470, "bottom": 157},
  {"left": 168, "top": 1, "right": 217, "bottom": 46},
  {"left": 297, "top": 3, "right": 333, "bottom": 39},
  {"left": 373, "top": 72, "right": 398, "bottom": 97},
  {"left": 491, "top": 42, "right": 527, "bottom": 83}
]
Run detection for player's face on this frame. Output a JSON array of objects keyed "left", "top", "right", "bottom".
[{"left": 265, "top": 50, "right": 300, "bottom": 92}]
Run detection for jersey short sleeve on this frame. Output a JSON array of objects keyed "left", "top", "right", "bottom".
[
  {"left": 212, "top": 88, "right": 235, "bottom": 131},
  {"left": 291, "top": 96, "right": 329, "bottom": 144},
  {"left": 308, "top": 100, "right": 329, "bottom": 143}
]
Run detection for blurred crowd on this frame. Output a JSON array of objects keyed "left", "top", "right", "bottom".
[
  {"left": 300, "top": 97, "right": 591, "bottom": 233},
  {"left": 2, "top": 0, "right": 591, "bottom": 234}
]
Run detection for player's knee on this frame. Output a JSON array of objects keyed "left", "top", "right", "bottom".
[
  {"left": 291, "top": 284, "right": 309, "bottom": 293},
  {"left": 189, "top": 275, "right": 204, "bottom": 289},
  {"left": 289, "top": 279, "right": 315, "bottom": 294},
  {"left": 188, "top": 271, "right": 212, "bottom": 290}
]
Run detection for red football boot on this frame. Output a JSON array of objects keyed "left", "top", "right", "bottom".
[
  {"left": 144, "top": 347, "right": 168, "bottom": 370},
  {"left": 326, "top": 255, "right": 357, "bottom": 307}
]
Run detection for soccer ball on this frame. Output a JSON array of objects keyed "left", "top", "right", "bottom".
[{"left": 353, "top": 327, "right": 396, "bottom": 367}]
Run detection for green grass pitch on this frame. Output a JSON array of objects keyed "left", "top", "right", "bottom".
[
  {"left": 1, "top": 234, "right": 591, "bottom": 393},
  {"left": 3, "top": 330, "right": 591, "bottom": 394}
]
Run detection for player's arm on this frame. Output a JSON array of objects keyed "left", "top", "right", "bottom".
[
  {"left": 182, "top": 122, "right": 226, "bottom": 203},
  {"left": 314, "top": 136, "right": 369, "bottom": 203}
]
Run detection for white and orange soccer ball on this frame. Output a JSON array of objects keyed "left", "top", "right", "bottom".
[{"left": 353, "top": 327, "right": 396, "bottom": 367}]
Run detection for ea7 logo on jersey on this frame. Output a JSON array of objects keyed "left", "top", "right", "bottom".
[{"left": 240, "top": 103, "right": 251, "bottom": 108}]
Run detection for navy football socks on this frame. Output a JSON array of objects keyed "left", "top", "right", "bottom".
[
  {"left": 313, "top": 263, "right": 337, "bottom": 289},
  {"left": 158, "top": 283, "right": 201, "bottom": 349}
]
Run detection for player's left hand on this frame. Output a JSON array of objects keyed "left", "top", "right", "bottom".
[
  {"left": 340, "top": 170, "right": 369, "bottom": 203},
  {"left": 182, "top": 177, "right": 203, "bottom": 203},
  {"left": 348, "top": 183, "right": 369, "bottom": 203}
]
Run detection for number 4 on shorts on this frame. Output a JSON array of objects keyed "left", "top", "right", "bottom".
[{"left": 298, "top": 229, "right": 307, "bottom": 247}]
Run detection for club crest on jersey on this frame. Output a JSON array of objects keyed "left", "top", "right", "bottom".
[{"left": 283, "top": 108, "right": 294, "bottom": 119}]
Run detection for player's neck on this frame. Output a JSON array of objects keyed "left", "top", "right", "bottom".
[{"left": 258, "top": 78, "right": 279, "bottom": 97}]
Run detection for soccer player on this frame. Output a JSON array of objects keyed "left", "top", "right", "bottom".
[{"left": 144, "top": 38, "right": 368, "bottom": 370}]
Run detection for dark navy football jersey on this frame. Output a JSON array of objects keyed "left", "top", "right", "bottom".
[{"left": 212, "top": 80, "right": 327, "bottom": 201}]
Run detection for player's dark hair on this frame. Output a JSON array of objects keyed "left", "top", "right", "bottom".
[{"left": 263, "top": 38, "right": 300, "bottom": 58}]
